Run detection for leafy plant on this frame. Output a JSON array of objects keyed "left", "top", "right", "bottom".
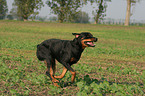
[{"left": 0, "top": 20, "right": 144, "bottom": 95}]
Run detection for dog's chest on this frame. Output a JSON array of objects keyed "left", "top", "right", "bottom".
[
  {"left": 69, "top": 49, "right": 83, "bottom": 64},
  {"left": 70, "top": 57, "right": 80, "bottom": 64}
]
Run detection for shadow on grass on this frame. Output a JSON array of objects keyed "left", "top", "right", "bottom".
[{"left": 58, "top": 75, "right": 143, "bottom": 88}]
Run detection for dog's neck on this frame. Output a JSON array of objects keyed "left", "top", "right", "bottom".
[{"left": 72, "top": 38, "right": 85, "bottom": 51}]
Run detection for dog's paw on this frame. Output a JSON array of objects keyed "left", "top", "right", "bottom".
[
  {"left": 53, "top": 83, "right": 60, "bottom": 87},
  {"left": 52, "top": 79, "right": 59, "bottom": 83}
]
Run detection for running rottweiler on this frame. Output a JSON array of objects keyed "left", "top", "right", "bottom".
[{"left": 36, "top": 32, "right": 98, "bottom": 87}]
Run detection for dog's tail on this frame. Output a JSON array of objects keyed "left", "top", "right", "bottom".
[{"left": 36, "top": 44, "right": 45, "bottom": 61}]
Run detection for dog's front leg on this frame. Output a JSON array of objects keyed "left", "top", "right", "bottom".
[
  {"left": 63, "top": 63, "right": 76, "bottom": 83},
  {"left": 69, "top": 70, "right": 76, "bottom": 83}
]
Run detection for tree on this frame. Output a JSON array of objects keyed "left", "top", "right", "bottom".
[
  {"left": 95, "top": 0, "right": 107, "bottom": 24},
  {"left": 90, "top": 0, "right": 108, "bottom": 24},
  {"left": 10, "top": 6, "right": 20, "bottom": 20},
  {"left": 46, "top": 0, "right": 82, "bottom": 23},
  {"left": 0, "top": 0, "right": 8, "bottom": 20},
  {"left": 124, "top": 0, "right": 140, "bottom": 26},
  {"left": 49, "top": 16, "right": 57, "bottom": 22},
  {"left": 38, "top": 16, "right": 47, "bottom": 21},
  {"left": 13, "top": 0, "right": 44, "bottom": 21},
  {"left": 73, "top": 11, "right": 90, "bottom": 23},
  {"left": 124, "top": 0, "right": 131, "bottom": 26},
  {"left": 7, "top": 14, "right": 14, "bottom": 20}
]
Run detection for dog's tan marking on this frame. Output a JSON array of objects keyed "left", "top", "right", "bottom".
[{"left": 54, "top": 67, "right": 67, "bottom": 79}]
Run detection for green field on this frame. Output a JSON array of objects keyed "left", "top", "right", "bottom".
[{"left": 0, "top": 20, "right": 145, "bottom": 95}]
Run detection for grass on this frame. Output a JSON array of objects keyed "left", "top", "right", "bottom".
[{"left": 0, "top": 20, "right": 145, "bottom": 95}]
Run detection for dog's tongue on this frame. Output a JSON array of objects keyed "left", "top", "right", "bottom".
[{"left": 87, "top": 42, "right": 95, "bottom": 46}]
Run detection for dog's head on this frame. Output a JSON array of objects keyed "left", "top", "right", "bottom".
[{"left": 72, "top": 32, "right": 98, "bottom": 48}]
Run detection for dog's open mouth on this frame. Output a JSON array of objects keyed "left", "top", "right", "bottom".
[{"left": 85, "top": 41, "right": 96, "bottom": 47}]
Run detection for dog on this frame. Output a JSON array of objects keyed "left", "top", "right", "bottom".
[{"left": 36, "top": 32, "right": 98, "bottom": 87}]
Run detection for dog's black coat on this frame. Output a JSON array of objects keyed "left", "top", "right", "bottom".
[
  {"left": 37, "top": 39, "right": 83, "bottom": 65},
  {"left": 36, "top": 32, "right": 97, "bottom": 85}
]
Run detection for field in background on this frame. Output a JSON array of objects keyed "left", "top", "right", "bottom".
[{"left": 0, "top": 20, "right": 145, "bottom": 95}]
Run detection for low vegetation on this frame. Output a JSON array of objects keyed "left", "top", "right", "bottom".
[{"left": 0, "top": 20, "right": 145, "bottom": 95}]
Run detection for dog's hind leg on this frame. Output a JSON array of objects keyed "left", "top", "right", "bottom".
[
  {"left": 51, "top": 59, "right": 56, "bottom": 75},
  {"left": 54, "top": 67, "right": 67, "bottom": 79},
  {"left": 44, "top": 59, "right": 59, "bottom": 87}
]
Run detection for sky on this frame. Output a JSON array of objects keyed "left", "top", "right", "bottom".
[{"left": 6, "top": 0, "right": 145, "bottom": 21}]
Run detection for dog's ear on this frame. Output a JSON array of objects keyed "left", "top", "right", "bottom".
[{"left": 72, "top": 33, "right": 80, "bottom": 38}]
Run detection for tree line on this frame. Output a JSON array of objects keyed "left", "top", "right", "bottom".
[{"left": 0, "top": 0, "right": 141, "bottom": 26}]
